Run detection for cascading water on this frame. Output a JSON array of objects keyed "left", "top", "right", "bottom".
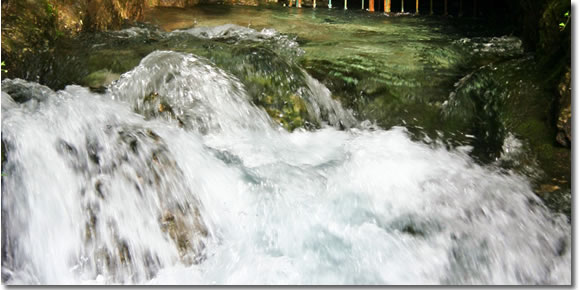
[
  {"left": 1, "top": 12, "right": 572, "bottom": 284},
  {"left": 1, "top": 48, "right": 571, "bottom": 285}
]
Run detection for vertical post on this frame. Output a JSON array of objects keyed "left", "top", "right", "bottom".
[
  {"left": 386, "top": 0, "right": 391, "bottom": 12},
  {"left": 314, "top": 0, "right": 317, "bottom": 7},
  {"left": 344, "top": 0, "right": 347, "bottom": 9},
  {"left": 429, "top": 0, "right": 432, "bottom": 15},
  {"left": 328, "top": 0, "right": 332, "bottom": 8},
  {"left": 289, "top": 0, "right": 292, "bottom": 7},
  {"left": 362, "top": 0, "right": 364, "bottom": 9},
  {"left": 401, "top": 0, "right": 404, "bottom": 12},
  {"left": 444, "top": 0, "right": 447, "bottom": 16},
  {"left": 473, "top": 0, "right": 476, "bottom": 16},
  {"left": 459, "top": 0, "right": 463, "bottom": 16},
  {"left": 298, "top": 0, "right": 301, "bottom": 7},
  {"left": 415, "top": 0, "right": 418, "bottom": 14},
  {"left": 369, "top": 0, "right": 374, "bottom": 11}
]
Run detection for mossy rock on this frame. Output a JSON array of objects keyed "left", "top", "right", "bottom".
[
  {"left": 263, "top": 94, "right": 309, "bottom": 131},
  {"left": 81, "top": 69, "right": 121, "bottom": 89}
]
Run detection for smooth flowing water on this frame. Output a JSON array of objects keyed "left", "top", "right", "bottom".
[{"left": 1, "top": 5, "right": 571, "bottom": 285}]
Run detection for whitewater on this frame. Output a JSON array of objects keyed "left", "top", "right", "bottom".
[{"left": 0, "top": 50, "right": 571, "bottom": 285}]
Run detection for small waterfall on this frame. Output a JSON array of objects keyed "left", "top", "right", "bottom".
[
  {"left": 1, "top": 47, "right": 571, "bottom": 285},
  {"left": 109, "top": 51, "right": 276, "bottom": 134},
  {"left": 1, "top": 79, "right": 210, "bottom": 284}
]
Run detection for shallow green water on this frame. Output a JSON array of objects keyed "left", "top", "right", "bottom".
[
  {"left": 142, "top": 6, "right": 535, "bottom": 142},
  {"left": 145, "top": 5, "right": 571, "bottom": 213}
]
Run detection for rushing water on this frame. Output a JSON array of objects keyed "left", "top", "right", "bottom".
[{"left": 1, "top": 5, "right": 572, "bottom": 285}]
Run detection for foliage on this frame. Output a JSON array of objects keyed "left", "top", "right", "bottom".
[
  {"left": 559, "top": 11, "right": 570, "bottom": 31},
  {"left": 45, "top": 2, "right": 57, "bottom": 18}
]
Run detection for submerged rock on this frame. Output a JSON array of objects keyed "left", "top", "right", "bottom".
[
  {"left": 81, "top": 69, "right": 121, "bottom": 90},
  {"left": 442, "top": 71, "right": 506, "bottom": 163}
]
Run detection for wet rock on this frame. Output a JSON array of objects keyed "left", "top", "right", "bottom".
[
  {"left": 94, "top": 180, "right": 106, "bottom": 199},
  {"left": 159, "top": 205, "right": 208, "bottom": 264},
  {"left": 56, "top": 138, "right": 93, "bottom": 172},
  {"left": 161, "top": 212, "right": 190, "bottom": 254},
  {"left": 401, "top": 225, "right": 425, "bottom": 237},
  {"left": 113, "top": 126, "right": 209, "bottom": 264},
  {"left": 538, "top": 184, "right": 561, "bottom": 194},
  {"left": 49, "top": 124, "right": 211, "bottom": 277},
  {"left": 86, "top": 139, "right": 102, "bottom": 165},
  {"left": 555, "top": 67, "right": 571, "bottom": 147},
  {"left": 1, "top": 79, "right": 54, "bottom": 104},
  {"left": 388, "top": 215, "right": 441, "bottom": 238},
  {"left": 442, "top": 72, "right": 506, "bottom": 163},
  {"left": 117, "top": 240, "right": 131, "bottom": 264},
  {"left": 140, "top": 92, "right": 187, "bottom": 128},
  {"left": 262, "top": 94, "right": 309, "bottom": 131},
  {"left": 213, "top": 45, "right": 314, "bottom": 131},
  {"left": 555, "top": 109, "right": 571, "bottom": 147}
]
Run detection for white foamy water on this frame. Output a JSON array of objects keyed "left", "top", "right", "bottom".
[
  {"left": 1, "top": 51, "right": 571, "bottom": 285},
  {"left": 170, "top": 24, "right": 304, "bottom": 58}
]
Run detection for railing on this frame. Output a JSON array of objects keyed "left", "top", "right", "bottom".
[{"left": 286, "top": 0, "right": 478, "bottom": 17}]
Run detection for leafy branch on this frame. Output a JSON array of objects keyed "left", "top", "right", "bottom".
[{"left": 559, "top": 11, "right": 570, "bottom": 31}]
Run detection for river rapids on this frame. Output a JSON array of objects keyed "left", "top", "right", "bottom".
[{"left": 0, "top": 24, "right": 572, "bottom": 285}]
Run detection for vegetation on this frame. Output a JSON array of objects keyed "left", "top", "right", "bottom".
[{"left": 558, "top": 11, "right": 570, "bottom": 31}]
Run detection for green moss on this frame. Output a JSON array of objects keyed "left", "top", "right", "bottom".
[
  {"left": 262, "top": 94, "right": 308, "bottom": 131},
  {"left": 87, "top": 50, "right": 142, "bottom": 74}
]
